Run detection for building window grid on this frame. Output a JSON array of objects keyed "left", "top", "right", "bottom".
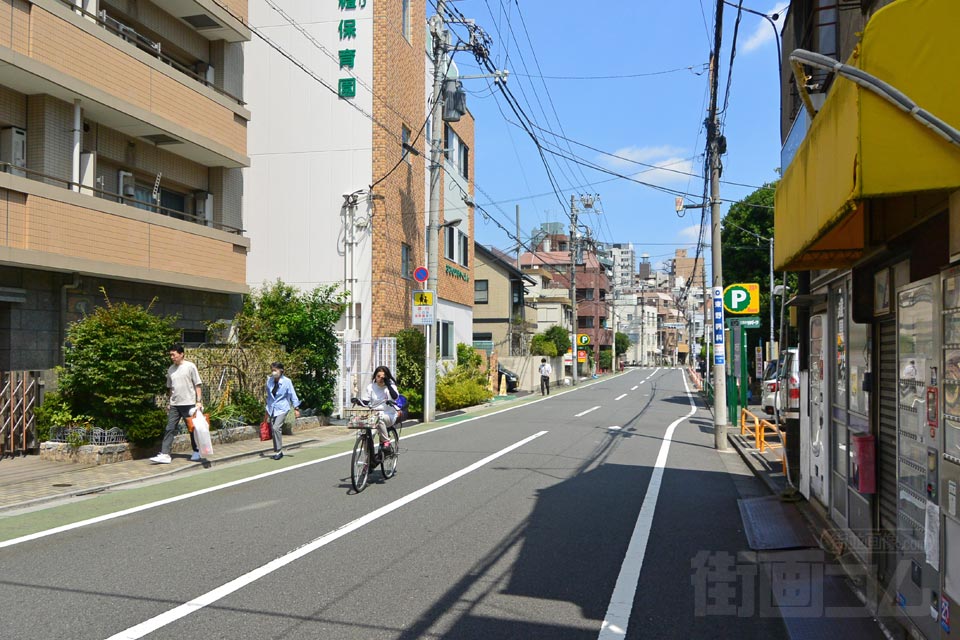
[
  {"left": 475, "top": 279, "right": 488, "bottom": 304},
  {"left": 401, "top": 243, "right": 412, "bottom": 279},
  {"left": 401, "top": 124, "right": 411, "bottom": 163}
]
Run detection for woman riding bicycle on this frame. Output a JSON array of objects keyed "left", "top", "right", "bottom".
[{"left": 361, "top": 365, "right": 399, "bottom": 453}]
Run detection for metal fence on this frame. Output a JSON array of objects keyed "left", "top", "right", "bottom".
[
  {"left": 335, "top": 338, "right": 397, "bottom": 418},
  {"left": 0, "top": 371, "right": 41, "bottom": 457}
]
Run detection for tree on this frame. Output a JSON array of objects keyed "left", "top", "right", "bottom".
[
  {"left": 614, "top": 331, "right": 631, "bottom": 356},
  {"left": 394, "top": 328, "right": 425, "bottom": 418},
  {"left": 720, "top": 180, "right": 796, "bottom": 360},
  {"left": 544, "top": 325, "right": 571, "bottom": 356},
  {"left": 530, "top": 333, "right": 558, "bottom": 356},
  {"left": 233, "top": 280, "right": 347, "bottom": 414}
]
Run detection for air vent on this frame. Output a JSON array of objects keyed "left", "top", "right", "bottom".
[
  {"left": 141, "top": 134, "right": 180, "bottom": 146},
  {"left": 181, "top": 14, "right": 220, "bottom": 29}
]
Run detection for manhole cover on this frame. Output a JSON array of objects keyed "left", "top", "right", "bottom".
[{"left": 52, "top": 483, "right": 72, "bottom": 487}]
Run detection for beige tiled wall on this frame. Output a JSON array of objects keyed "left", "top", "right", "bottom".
[
  {"left": 26, "top": 95, "right": 73, "bottom": 185},
  {"left": 28, "top": 5, "right": 247, "bottom": 157},
  {"left": 215, "top": 0, "right": 247, "bottom": 24},
  {"left": 0, "top": 84, "right": 27, "bottom": 128},
  {"left": 0, "top": 186, "right": 246, "bottom": 285},
  {"left": 104, "top": 0, "right": 209, "bottom": 61},
  {"left": 0, "top": 0, "right": 30, "bottom": 55}
]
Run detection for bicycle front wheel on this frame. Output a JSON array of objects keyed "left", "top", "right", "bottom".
[
  {"left": 381, "top": 426, "right": 399, "bottom": 479},
  {"left": 351, "top": 434, "right": 371, "bottom": 492}
]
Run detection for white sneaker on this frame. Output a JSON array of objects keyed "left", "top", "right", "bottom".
[
  {"left": 149, "top": 453, "right": 172, "bottom": 464},
  {"left": 190, "top": 451, "right": 202, "bottom": 462}
]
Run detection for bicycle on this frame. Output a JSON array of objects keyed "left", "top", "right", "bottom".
[{"left": 345, "top": 399, "right": 402, "bottom": 493}]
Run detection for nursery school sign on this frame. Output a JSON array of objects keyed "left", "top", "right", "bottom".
[{"left": 336, "top": 0, "right": 367, "bottom": 98}]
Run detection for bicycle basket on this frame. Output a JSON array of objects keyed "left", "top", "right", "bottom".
[{"left": 343, "top": 407, "right": 379, "bottom": 429}]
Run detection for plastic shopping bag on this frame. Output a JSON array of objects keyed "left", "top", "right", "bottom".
[
  {"left": 259, "top": 420, "right": 272, "bottom": 441},
  {"left": 192, "top": 410, "right": 214, "bottom": 457}
]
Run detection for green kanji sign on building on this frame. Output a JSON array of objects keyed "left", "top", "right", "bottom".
[
  {"left": 338, "top": 19, "right": 356, "bottom": 39},
  {"left": 338, "top": 0, "right": 356, "bottom": 8},
  {"left": 338, "top": 77, "right": 356, "bottom": 98},
  {"left": 338, "top": 49, "right": 356, "bottom": 68}
]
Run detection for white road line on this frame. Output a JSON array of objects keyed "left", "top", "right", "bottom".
[
  {"left": 630, "top": 386, "right": 638, "bottom": 391},
  {"left": 615, "top": 394, "right": 627, "bottom": 401},
  {"left": 106, "top": 431, "right": 548, "bottom": 640},
  {"left": 1, "top": 377, "right": 605, "bottom": 549},
  {"left": 598, "top": 371, "right": 696, "bottom": 639},
  {"left": 575, "top": 406, "right": 600, "bottom": 417},
  {"left": 607, "top": 426, "right": 621, "bottom": 431}
]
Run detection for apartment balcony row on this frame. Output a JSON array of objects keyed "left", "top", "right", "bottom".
[
  {"left": 0, "top": 160, "right": 248, "bottom": 293},
  {"left": 0, "top": 0, "right": 249, "bottom": 167}
]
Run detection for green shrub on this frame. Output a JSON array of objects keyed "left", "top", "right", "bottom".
[
  {"left": 35, "top": 391, "right": 92, "bottom": 442},
  {"left": 530, "top": 334, "right": 558, "bottom": 357},
  {"left": 436, "top": 367, "right": 493, "bottom": 410},
  {"left": 600, "top": 349, "right": 613, "bottom": 371},
  {"left": 544, "top": 325, "right": 571, "bottom": 356},
  {"left": 394, "top": 328, "right": 425, "bottom": 418},
  {"left": 57, "top": 291, "right": 180, "bottom": 444},
  {"left": 233, "top": 281, "right": 346, "bottom": 415},
  {"left": 229, "top": 387, "right": 267, "bottom": 425}
]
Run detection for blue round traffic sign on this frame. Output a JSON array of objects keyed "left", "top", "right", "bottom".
[{"left": 414, "top": 266, "right": 429, "bottom": 283}]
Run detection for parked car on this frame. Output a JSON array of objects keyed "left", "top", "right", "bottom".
[
  {"left": 762, "top": 348, "right": 800, "bottom": 420},
  {"left": 497, "top": 365, "right": 519, "bottom": 393}
]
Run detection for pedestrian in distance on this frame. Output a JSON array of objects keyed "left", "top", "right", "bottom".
[
  {"left": 361, "top": 365, "right": 399, "bottom": 452},
  {"left": 150, "top": 343, "right": 202, "bottom": 464},
  {"left": 265, "top": 362, "right": 300, "bottom": 460},
  {"left": 539, "top": 357, "right": 552, "bottom": 396}
]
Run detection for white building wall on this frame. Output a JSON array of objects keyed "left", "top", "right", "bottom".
[{"left": 245, "top": 0, "right": 375, "bottom": 339}]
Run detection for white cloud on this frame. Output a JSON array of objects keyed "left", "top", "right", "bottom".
[
  {"left": 677, "top": 224, "right": 705, "bottom": 243},
  {"left": 601, "top": 145, "right": 694, "bottom": 185},
  {"left": 742, "top": 2, "right": 789, "bottom": 53}
]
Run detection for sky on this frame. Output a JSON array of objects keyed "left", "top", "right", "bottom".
[{"left": 445, "top": 0, "right": 788, "bottom": 274}]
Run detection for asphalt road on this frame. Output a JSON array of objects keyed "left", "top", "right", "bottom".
[{"left": 0, "top": 368, "right": 787, "bottom": 639}]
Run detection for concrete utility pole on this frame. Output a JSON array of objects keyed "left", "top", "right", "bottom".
[
  {"left": 568, "top": 194, "right": 579, "bottom": 386},
  {"left": 708, "top": 0, "right": 728, "bottom": 450},
  {"left": 424, "top": 0, "right": 447, "bottom": 424}
]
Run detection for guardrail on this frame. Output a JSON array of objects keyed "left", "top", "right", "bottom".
[{"left": 740, "top": 408, "right": 786, "bottom": 469}]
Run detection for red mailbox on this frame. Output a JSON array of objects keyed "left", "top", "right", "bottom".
[{"left": 851, "top": 433, "right": 876, "bottom": 494}]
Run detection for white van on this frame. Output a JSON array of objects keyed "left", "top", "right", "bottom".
[{"left": 762, "top": 347, "right": 800, "bottom": 421}]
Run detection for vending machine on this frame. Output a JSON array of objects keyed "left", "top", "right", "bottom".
[
  {"left": 896, "top": 277, "right": 941, "bottom": 639},
  {"left": 939, "top": 266, "right": 960, "bottom": 638}
]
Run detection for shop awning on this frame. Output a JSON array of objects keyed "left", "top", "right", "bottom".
[{"left": 774, "top": 0, "right": 960, "bottom": 271}]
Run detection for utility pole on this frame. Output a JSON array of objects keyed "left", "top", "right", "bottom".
[
  {"left": 424, "top": 0, "right": 447, "bottom": 424},
  {"left": 568, "top": 194, "right": 579, "bottom": 386},
  {"left": 515, "top": 204, "right": 521, "bottom": 270},
  {"left": 708, "top": 0, "right": 728, "bottom": 450}
]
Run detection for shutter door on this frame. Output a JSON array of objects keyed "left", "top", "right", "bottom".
[{"left": 878, "top": 318, "right": 897, "bottom": 534}]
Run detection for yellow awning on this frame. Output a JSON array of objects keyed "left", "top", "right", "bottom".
[{"left": 774, "top": 0, "right": 960, "bottom": 271}]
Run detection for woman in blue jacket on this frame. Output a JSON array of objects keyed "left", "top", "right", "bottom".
[{"left": 264, "top": 362, "right": 300, "bottom": 460}]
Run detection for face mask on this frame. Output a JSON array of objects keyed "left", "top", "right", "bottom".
[{"left": 271, "top": 371, "right": 281, "bottom": 379}]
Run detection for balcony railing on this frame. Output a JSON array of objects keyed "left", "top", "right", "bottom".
[
  {"left": 0, "top": 162, "right": 243, "bottom": 235},
  {"left": 55, "top": 0, "right": 244, "bottom": 106}
]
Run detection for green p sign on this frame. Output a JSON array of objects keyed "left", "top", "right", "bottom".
[{"left": 723, "top": 283, "right": 760, "bottom": 315}]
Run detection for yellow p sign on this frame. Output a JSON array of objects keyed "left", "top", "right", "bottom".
[{"left": 723, "top": 283, "right": 760, "bottom": 315}]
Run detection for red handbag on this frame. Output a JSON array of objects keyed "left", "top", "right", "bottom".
[{"left": 259, "top": 420, "right": 272, "bottom": 441}]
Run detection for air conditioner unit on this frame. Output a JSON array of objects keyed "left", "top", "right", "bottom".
[
  {"left": 194, "top": 191, "right": 213, "bottom": 225},
  {"left": 0, "top": 127, "right": 26, "bottom": 177},
  {"left": 79, "top": 152, "right": 96, "bottom": 195},
  {"left": 117, "top": 170, "right": 135, "bottom": 200}
]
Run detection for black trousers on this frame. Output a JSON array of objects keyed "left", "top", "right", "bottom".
[{"left": 540, "top": 375, "right": 550, "bottom": 395}]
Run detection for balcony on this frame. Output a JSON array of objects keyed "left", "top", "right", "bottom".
[
  {"left": 0, "top": 0, "right": 248, "bottom": 167},
  {"left": 0, "top": 163, "right": 248, "bottom": 293},
  {"left": 128, "top": 0, "right": 248, "bottom": 41}
]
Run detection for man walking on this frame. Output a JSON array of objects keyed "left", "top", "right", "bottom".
[
  {"left": 539, "top": 357, "right": 552, "bottom": 396},
  {"left": 150, "top": 343, "right": 202, "bottom": 464}
]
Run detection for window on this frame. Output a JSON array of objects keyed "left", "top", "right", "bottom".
[
  {"left": 578, "top": 316, "right": 594, "bottom": 329},
  {"left": 401, "top": 125, "right": 411, "bottom": 163},
  {"left": 160, "top": 188, "right": 187, "bottom": 220},
  {"left": 444, "top": 225, "right": 456, "bottom": 260},
  {"left": 401, "top": 243, "right": 412, "bottom": 279},
  {"left": 475, "top": 280, "right": 488, "bottom": 304},
  {"left": 458, "top": 141, "right": 469, "bottom": 178},
  {"left": 401, "top": 0, "right": 410, "bottom": 41},
  {"left": 444, "top": 123, "right": 454, "bottom": 161},
  {"left": 459, "top": 231, "right": 469, "bottom": 267},
  {"left": 439, "top": 320, "right": 454, "bottom": 359},
  {"left": 578, "top": 288, "right": 594, "bottom": 301}
]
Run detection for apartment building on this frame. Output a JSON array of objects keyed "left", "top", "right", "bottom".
[
  {"left": 0, "top": 0, "right": 251, "bottom": 371},
  {"left": 597, "top": 242, "right": 635, "bottom": 296},
  {"left": 244, "top": 0, "right": 474, "bottom": 353},
  {"left": 773, "top": 1, "right": 960, "bottom": 637}
]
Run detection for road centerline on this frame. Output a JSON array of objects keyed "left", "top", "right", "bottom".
[
  {"left": 105, "top": 430, "right": 549, "bottom": 640},
  {"left": 575, "top": 406, "right": 600, "bottom": 417},
  {"left": 615, "top": 394, "right": 628, "bottom": 401},
  {"left": 598, "top": 371, "right": 696, "bottom": 639}
]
